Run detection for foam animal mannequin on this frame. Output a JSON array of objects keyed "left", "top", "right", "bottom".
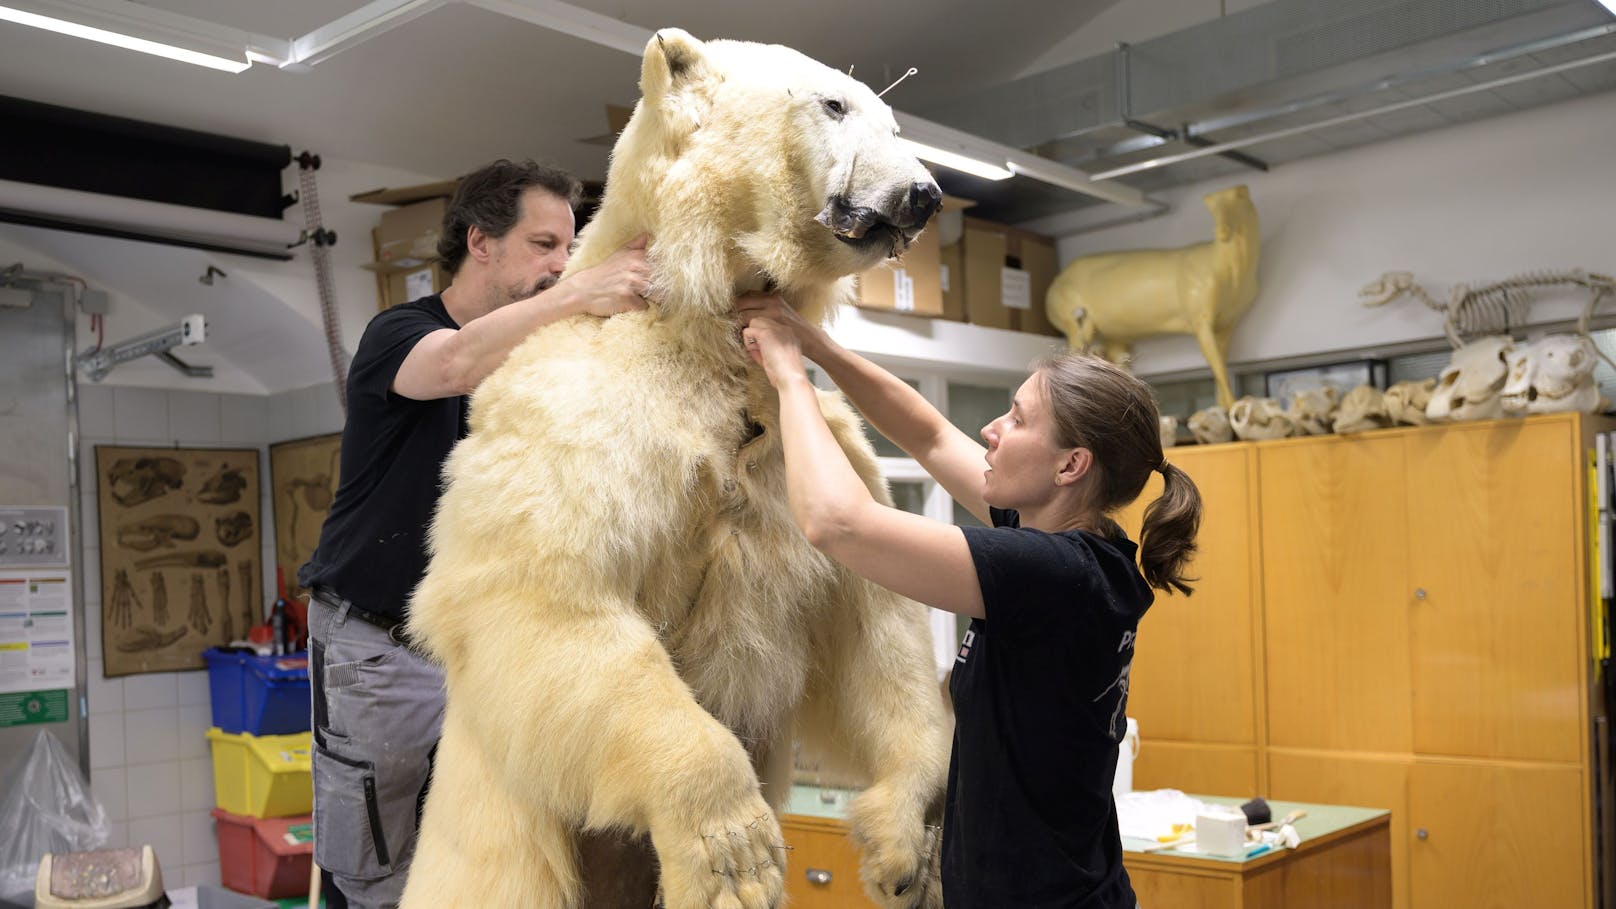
[
  {"left": 1159, "top": 415, "right": 1179, "bottom": 449},
  {"left": 1229, "top": 396, "right": 1295, "bottom": 441},
  {"left": 1188, "top": 405, "right": 1233, "bottom": 445},
  {"left": 1288, "top": 386, "right": 1341, "bottom": 435},
  {"left": 1333, "top": 385, "right": 1391, "bottom": 434},
  {"left": 1501, "top": 334, "right": 1602, "bottom": 414},
  {"left": 1382, "top": 378, "right": 1436, "bottom": 425},
  {"left": 400, "top": 31, "right": 949, "bottom": 909},
  {"left": 1425, "top": 335, "right": 1514, "bottom": 422},
  {"left": 1046, "top": 185, "right": 1260, "bottom": 409}
]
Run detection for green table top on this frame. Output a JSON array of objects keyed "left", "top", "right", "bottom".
[
  {"left": 780, "top": 786, "right": 1389, "bottom": 865},
  {"left": 1119, "top": 794, "right": 1389, "bottom": 864}
]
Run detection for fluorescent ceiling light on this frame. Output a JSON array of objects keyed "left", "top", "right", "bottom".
[
  {"left": 897, "top": 137, "right": 1013, "bottom": 181},
  {"left": 1597, "top": 0, "right": 1616, "bottom": 16},
  {"left": 0, "top": 2, "right": 251, "bottom": 72}
]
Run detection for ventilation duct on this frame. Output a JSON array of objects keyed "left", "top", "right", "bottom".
[
  {"left": 916, "top": 0, "right": 1616, "bottom": 221},
  {"left": 0, "top": 95, "right": 298, "bottom": 259}
]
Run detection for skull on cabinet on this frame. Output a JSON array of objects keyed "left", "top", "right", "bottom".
[{"left": 1425, "top": 335, "right": 1513, "bottom": 422}]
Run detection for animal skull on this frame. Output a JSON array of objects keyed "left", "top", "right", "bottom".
[
  {"left": 1188, "top": 405, "right": 1234, "bottom": 445},
  {"left": 1288, "top": 386, "right": 1341, "bottom": 435},
  {"left": 1501, "top": 334, "right": 1602, "bottom": 415},
  {"left": 1334, "top": 385, "right": 1391, "bottom": 434},
  {"left": 1230, "top": 396, "right": 1296, "bottom": 441},
  {"left": 1425, "top": 335, "right": 1514, "bottom": 422},
  {"left": 1383, "top": 379, "right": 1436, "bottom": 425},
  {"left": 1159, "top": 415, "right": 1179, "bottom": 449}
]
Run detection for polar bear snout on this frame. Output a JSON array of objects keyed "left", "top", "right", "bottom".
[{"left": 816, "top": 179, "right": 940, "bottom": 254}]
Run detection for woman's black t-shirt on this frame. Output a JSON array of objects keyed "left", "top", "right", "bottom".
[{"left": 944, "top": 508, "right": 1153, "bottom": 908}]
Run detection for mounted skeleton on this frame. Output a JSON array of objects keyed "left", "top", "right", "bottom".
[{"left": 1360, "top": 269, "right": 1616, "bottom": 348}]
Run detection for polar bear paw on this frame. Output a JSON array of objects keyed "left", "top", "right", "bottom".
[
  {"left": 849, "top": 786, "right": 943, "bottom": 909},
  {"left": 655, "top": 801, "right": 785, "bottom": 909}
]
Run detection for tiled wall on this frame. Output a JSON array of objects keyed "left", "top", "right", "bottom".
[{"left": 77, "top": 380, "right": 342, "bottom": 888}]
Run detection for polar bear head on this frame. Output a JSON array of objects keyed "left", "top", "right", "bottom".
[{"left": 571, "top": 29, "right": 942, "bottom": 322}]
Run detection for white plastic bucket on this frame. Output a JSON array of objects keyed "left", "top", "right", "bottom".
[{"left": 1113, "top": 717, "right": 1140, "bottom": 795}]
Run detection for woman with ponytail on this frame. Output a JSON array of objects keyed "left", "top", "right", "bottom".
[{"left": 739, "top": 295, "right": 1202, "bottom": 909}]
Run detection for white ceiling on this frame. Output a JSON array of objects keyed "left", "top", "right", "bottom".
[{"left": 0, "top": 0, "right": 1135, "bottom": 182}]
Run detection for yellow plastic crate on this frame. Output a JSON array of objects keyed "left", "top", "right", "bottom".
[{"left": 206, "top": 727, "right": 312, "bottom": 818}]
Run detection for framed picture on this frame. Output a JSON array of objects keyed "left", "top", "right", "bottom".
[
  {"left": 1265, "top": 359, "right": 1388, "bottom": 402},
  {"left": 95, "top": 445, "right": 261, "bottom": 677},
  {"left": 269, "top": 433, "right": 342, "bottom": 604}
]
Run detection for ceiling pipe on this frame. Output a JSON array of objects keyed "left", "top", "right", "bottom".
[{"left": 1090, "top": 41, "right": 1616, "bottom": 181}]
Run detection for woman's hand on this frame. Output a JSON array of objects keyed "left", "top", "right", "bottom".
[
  {"left": 736, "top": 294, "right": 825, "bottom": 360},
  {"left": 740, "top": 313, "right": 808, "bottom": 390}
]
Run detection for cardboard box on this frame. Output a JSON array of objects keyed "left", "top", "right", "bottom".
[
  {"left": 1009, "top": 231, "right": 1061, "bottom": 338},
  {"left": 938, "top": 241, "right": 965, "bottom": 322},
  {"left": 852, "top": 196, "right": 972, "bottom": 317},
  {"left": 376, "top": 196, "right": 449, "bottom": 264},
  {"left": 958, "top": 218, "right": 1062, "bottom": 336},
  {"left": 961, "top": 220, "right": 1012, "bottom": 330},
  {"left": 368, "top": 227, "right": 449, "bottom": 311},
  {"left": 351, "top": 180, "right": 460, "bottom": 207}
]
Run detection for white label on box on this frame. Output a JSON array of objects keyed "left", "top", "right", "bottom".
[
  {"left": 939, "top": 263, "right": 951, "bottom": 293},
  {"left": 405, "top": 268, "right": 435, "bottom": 300},
  {"left": 893, "top": 268, "right": 915, "bottom": 312},
  {"left": 1001, "top": 267, "right": 1031, "bottom": 310}
]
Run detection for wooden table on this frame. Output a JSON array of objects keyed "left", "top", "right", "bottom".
[{"left": 1122, "top": 796, "right": 1392, "bottom": 909}]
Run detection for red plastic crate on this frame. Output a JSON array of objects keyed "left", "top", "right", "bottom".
[{"left": 211, "top": 807, "right": 313, "bottom": 899}]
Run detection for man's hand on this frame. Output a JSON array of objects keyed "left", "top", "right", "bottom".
[{"left": 561, "top": 234, "right": 654, "bottom": 317}]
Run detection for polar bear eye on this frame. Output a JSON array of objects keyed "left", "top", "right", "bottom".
[{"left": 821, "top": 98, "right": 847, "bottom": 120}]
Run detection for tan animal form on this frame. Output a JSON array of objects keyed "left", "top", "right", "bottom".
[
  {"left": 1187, "top": 405, "right": 1233, "bottom": 445},
  {"left": 1426, "top": 335, "right": 1514, "bottom": 422},
  {"left": 1501, "top": 334, "right": 1602, "bottom": 415},
  {"left": 1288, "top": 386, "right": 1341, "bottom": 435},
  {"left": 400, "top": 31, "right": 949, "bottom": 909},
  {"left": 1229, "top": 396, "right": 1295, "bottom": 441},
  {"left": 1383, "top": 378, "right": 1436, "bottom": 425},
  {"left": 1046, "top": 185, "right": 1260, "bottom": 408},
  {"left": 1334, "top": 385, "right": 1391, "bottom": 434}
]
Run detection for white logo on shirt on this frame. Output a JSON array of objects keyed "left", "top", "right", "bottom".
[
  {"left": 1094, "top": 632, "right": 1134, "bottom": 738},
  {"left": 956, "top": 628, "right": 976, "bottom": 664}
]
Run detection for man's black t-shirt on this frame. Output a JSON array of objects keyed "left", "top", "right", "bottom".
[
  {"left": 944, "top": 508, "right": 1153, "bottom": 908},
  {"left": 298, "top": 295, "right": 467, "bottom": 621}
]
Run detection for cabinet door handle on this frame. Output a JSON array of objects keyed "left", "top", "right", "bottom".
[
  {"left": 1416, "top": 828, "right": 1429, "bottom": 840},
  {"left": 1414, "top": 588, "right": 1427, "bottom": 601},
  {"left": 806, "top": 868, "right": 833, "bottom": 885}
]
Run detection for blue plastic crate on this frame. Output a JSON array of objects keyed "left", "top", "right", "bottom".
[{"left": 204, "top": 648, "right": 311, "bottom": 735}]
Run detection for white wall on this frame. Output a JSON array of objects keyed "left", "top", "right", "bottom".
[
  {"left": 0, "top": 154, "right": 445, "bottom": 396},
  {"left": 1053, "top": 88, "right": 1616, "bottom": 380}
]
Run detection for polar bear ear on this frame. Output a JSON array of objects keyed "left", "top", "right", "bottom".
[{"left": 641, "top": 28, "right": 714, "bottom": 127}]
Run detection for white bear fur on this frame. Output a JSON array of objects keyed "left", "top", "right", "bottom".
[{"left": 398, "top": 30, "right": 949, "bottom": 909}]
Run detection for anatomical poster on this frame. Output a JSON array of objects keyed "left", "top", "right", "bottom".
[
  {"left": 269, "top": 432, "right": 341, "bottom": 604},
  {"left": 95, "top": 446, "right": 261, "bottom": 676}
]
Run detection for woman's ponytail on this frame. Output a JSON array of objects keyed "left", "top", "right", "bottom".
[{"left": 1138, "top": 461, "right": 1202, "bottom": 596}]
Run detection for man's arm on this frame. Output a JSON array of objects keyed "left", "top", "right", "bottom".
[{"left": 393, "top": 236, "right": 650, "bottom": 400}]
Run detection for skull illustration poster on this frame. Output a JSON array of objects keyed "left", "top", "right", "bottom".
[{"left": 95, "top": 445, "right": 260, "bottom": 676}]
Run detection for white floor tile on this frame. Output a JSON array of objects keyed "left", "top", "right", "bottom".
[{"left": 88, "top": 712, "right": 125, "bottom": 768}]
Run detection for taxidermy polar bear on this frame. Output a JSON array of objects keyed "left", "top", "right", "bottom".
[{"left": 399, "top": 29, "right": 951, "bottom": 909}]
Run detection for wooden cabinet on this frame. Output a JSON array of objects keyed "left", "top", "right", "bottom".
[
  {"left": 780, "top": 814, "right": 878, "bottom": 909},
  {"left": 1118, "top": 443, "right": 1263, "bottom": 794},
  {"left": 1408, "top": 760, "right": 1586, "bottom": 909},
  {"left": 1135, "top": 413, "right": 1608, "bottom": 909}
]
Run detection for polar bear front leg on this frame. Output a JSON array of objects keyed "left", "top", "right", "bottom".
[
  {"left": 810, "top": 578, "right": 951, "bottom": 909},
  {"left": 445, "top": 608, "right": 785, "bottom": 909}
]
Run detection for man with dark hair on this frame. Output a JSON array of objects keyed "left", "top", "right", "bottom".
[{"left": 299, "top": 157, "right": 649, "bottom": 909}]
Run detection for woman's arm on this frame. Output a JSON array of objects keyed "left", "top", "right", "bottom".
[
  {"left": 736, "top": 295, "right": 993, "bottom": 525},
  {"left": 746, "top": 315, "right": 985, "bottom": 618}
]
